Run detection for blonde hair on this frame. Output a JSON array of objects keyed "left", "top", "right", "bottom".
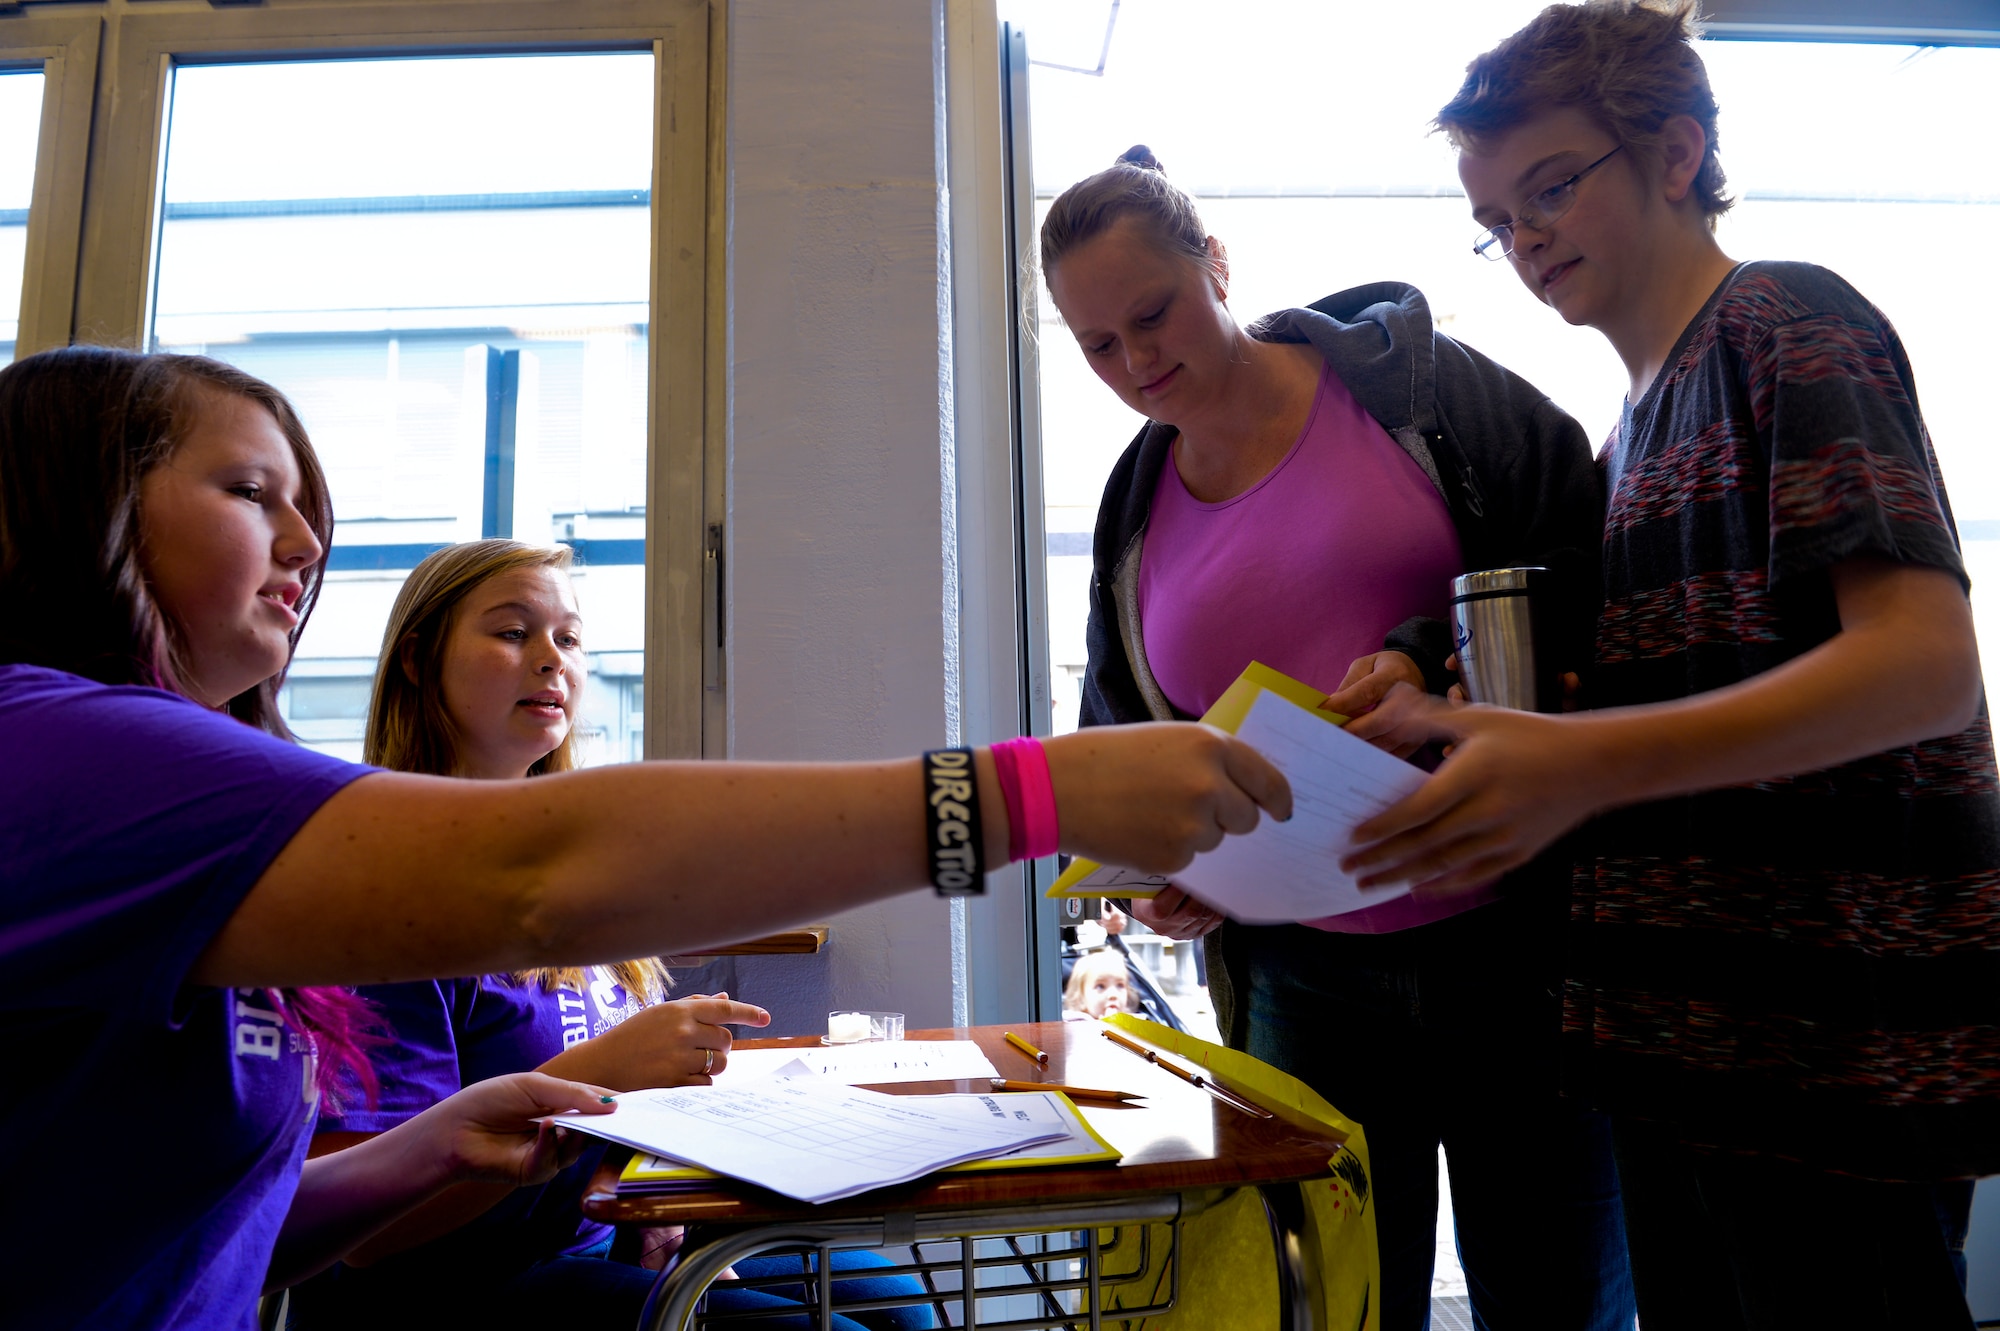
[
  {"left": 365, "top": 538, "right": 669, "bottom": 1004},
  {"left": 1435, "top": 1, "right": 1732, "bottom": 226},
  {"left": 1039, "top": 145, "right": 1219, "bottom": 291},
  {"left": 1063, "top": 950, "right": 1133, "bottom": 1017},
  {"left": 366, "top": 539, "right": 580, "bottom": 778}
]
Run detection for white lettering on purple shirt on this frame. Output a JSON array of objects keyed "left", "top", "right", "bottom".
[{"left": 235, "top": 992, "right": 284, "bottom": 1060}]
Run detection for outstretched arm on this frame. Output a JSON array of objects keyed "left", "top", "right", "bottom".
[
  {"left": 196, "top": 724, "right": 1292, "bottom": 988},
  {"left": 1346, "top": 559, "right": 1980, "bottom": 894}
]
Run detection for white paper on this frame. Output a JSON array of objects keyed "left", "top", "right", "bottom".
[
  {"left": 713, "top": 1039, "right": 1000, "bottom": 1087},
  {"left": 1174, "top": 690, "right": 1425, "bottom": 923},
  {"left": 1064, "top": 863, "right": 1172, "bottom": 892},
  {"left": 900, "top": 1090, "right": 1113, "bottom": 1166},
  {"left": 553, "top": 1079, "right": 1062, "bottom": 1203},
  {"left": 623, "top": 1090, "right": 1113, "bottom": 1188}
]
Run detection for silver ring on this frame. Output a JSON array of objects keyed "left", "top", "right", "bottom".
[{"left": 701, "top": 1047, "right": 716, "bottom": 1075}]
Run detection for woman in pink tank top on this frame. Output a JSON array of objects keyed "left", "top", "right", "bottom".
[{"left": 1041, "top": 147, "right": 1631, "bottom": 1331}]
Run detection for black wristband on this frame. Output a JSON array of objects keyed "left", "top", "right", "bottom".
[{"left": 922, "top": 748, "right": 986, "bottom": 896}]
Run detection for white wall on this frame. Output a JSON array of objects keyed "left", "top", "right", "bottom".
[{"left": 704, "top": 0, "right": 959, "bottom": 1037}]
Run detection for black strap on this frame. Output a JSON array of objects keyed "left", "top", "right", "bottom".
[{"left": 922, "top": 748, "right": 986, "bottom": 896}]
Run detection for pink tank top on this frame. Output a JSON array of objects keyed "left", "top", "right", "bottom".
[{"left": 1137, "top": 362, "right": 1492, "bottom": 933}]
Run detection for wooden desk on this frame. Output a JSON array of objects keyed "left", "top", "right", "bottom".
[{"left": 583, "top": 1021, "right": 1347, "bottom": 1329}]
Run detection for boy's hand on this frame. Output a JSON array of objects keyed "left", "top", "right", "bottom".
[
  {"left": 1443, "top": 653, "right": 1581, "bottom": 710},
  {"left": 1336, "top": 680, "right": 1449, "bottom": 759},
  {"left": 1341, "top": 701, "right": 1614, "bottom": 896}
]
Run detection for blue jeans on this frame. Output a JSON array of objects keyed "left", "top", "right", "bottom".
[
  {"left": 291, "top": 1241, "right": 935, "bottom": 1330},
  {"left": 1239, "top": 902, "right": 1635, "bottom": 1331}
]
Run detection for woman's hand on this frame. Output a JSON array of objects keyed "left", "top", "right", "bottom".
[
  {"left": 1324, "top": 652, "right": 1434, "bottom": 757},
  {"left": 1127, "top": 886, "right": 1225, "bottom": 940},
  {"left": 411, "top": 1071, "right": 619, "bottom": 1189},
  {"left": 1043, "top": 723, "right": 1291, "bottom": 874},
  {"left": 1320, "top": 652, "right": 1425, "bottom": 720},
  {"left": 540, "top": 993, "right": 771, "bottom": 1090}
]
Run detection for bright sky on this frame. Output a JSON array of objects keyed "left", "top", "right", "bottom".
[
  {"left": 161, "top": 53, "right": 654, "bottom": 202},
  {"left": 1000, "top": 0, "right": 1998, "bottom": 201},
  {"left": 0, "top": 71, "right": 44, "bottom": 211}
]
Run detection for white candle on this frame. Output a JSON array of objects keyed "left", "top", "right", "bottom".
[{"left": 827, "top": 1011, "right": 872, "bottom": 1044}]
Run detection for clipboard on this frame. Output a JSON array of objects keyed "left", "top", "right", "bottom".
[{"left": 1046, "top": 661, "right": 1348, "bottom": 899}]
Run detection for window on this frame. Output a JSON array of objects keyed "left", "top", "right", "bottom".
[
  {"left": 12, "top": 0, "right": 717, "bottom": 759},
  {"left": 0, "top": 10, "right": 95, "bottom": 366},
  {"left": 0, "top": 69, "right": 43, "bottom": 366},
  {"left": 149, "top": 54, "right": 656, "bottom": 762}
]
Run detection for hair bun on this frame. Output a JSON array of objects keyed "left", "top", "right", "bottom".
[{"left": 1116, "top": 144, "right": 1165, "bottom": 174}]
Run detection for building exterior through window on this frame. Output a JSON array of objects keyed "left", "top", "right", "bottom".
[{"left": 149, "top": 54, "right": 655, "bottom": 762}]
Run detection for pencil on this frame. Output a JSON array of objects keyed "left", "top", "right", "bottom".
[
  {"left": 988, "top": 1077, "right": 1141, "bottom": 1102},
  {"left": 1003, "top": 1030, "right": 1049, "bottom": 1065},
  {"left": 1101, "top": 1028, "right": 1273, "bottom": 1118}
]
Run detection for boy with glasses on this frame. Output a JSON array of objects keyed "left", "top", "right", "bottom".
[{"left": 1346, "top": 2, "right": 1995, "bottom": 1326}]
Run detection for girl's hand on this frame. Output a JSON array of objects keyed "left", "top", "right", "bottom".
[
  {"left": 547, "top": 993, "right": 771, "bottom": 1090},
  {"left": 1127, "top": 886, "right": 1225, "bottom": 940},
  {"left": 1043, "top": 723, "right": 1291, "bottom": 874},
  {"left": 1341, "top": 701, "right": 1614, "bottom": 897},
  {"left": 413, "top": 1072, "right": 617, "bottom": 1189}
]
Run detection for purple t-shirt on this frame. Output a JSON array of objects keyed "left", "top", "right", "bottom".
[
  {"left": 0, "top": 664, "right": 370, "bottom": 1331},
  {"left": 1138, "top": 364, "right": 1494, "bottom": 933},
  {"left": 318, "top": 968, "right": 644, "bottom": 1260}
]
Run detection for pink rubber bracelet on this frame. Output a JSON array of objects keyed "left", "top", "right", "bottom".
[{"left": 991, "top": 736, "right": 1060, "bottom": 863}]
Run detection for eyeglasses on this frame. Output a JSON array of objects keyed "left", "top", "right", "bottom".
[{"left": 1471, "top": 145, "right": 1623, "bottom": 261}]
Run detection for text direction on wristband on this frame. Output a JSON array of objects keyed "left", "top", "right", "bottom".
[{"left": 923, "top": 748, "right": 986, "bottom": 896}]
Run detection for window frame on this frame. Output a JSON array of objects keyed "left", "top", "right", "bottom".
[
  {"left": 948, "top": 1, "right": 1065, "bottom": 1023},
  {"left": 1701, "top": 0, "right": 2000, "bottom": 47},
  {"left": 1, "top": 13, "right": 98, "bottom": 360},
  {"left": 5, "top": 0, "right": 721, "bottom": 759}
]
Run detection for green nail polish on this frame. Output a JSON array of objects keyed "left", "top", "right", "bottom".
[{"left": 599, "top": 1095, "right": 616, "bottom": 1103}]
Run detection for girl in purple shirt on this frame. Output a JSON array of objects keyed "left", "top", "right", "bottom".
[
  {"left": 0, "top": 346, "right": 1293, "bottom": 1331},
  {"left": 292, "top": 540, "right": 924, "bottom": 1329}
]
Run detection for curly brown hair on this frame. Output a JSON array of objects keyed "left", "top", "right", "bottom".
[{"left": 1435, "top": 1, "right": 1733, "bottom": 227}]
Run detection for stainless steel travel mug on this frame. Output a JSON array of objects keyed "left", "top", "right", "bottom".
[{"left": 1449, "top": 567, "right": 1558, "bottom": 712}]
